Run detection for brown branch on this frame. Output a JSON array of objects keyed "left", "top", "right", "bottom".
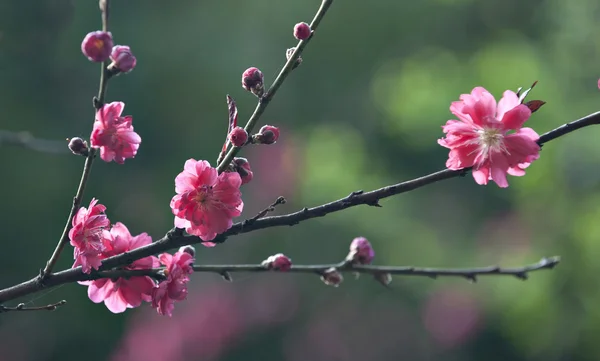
[
  {"left": 0, "top": 110, "right": 597, "bottom": 303},
  {"left": 216, "top": 0, "right": 335, "bottom": 173},
  {"left": 40, "top": 0, "right": 112, "bottom": 279},
  {"left": 0, "top": 130, "right": 69, "bottom": 154},
  {"left": 0, "top": 300, "right": 66, "bottom": 313}
]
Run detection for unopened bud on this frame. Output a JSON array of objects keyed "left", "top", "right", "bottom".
[
  {"left": 68, "top": 137, "right": 88, "bottom": 156},
  {"left": 229, "top": 126, "right": 248, "bottom": 147},
  {"left": 346, "top": 237, "right": 375, "bottom": 265},
  {"left": 242, "top": 67, "right": 264, "bottom": 97},
  {"left": 81, "top": 31, "right": 113, "bottom": 62},
  {"left": 286, "top": 47, "right": 303, "bottom": 69},
  {"left": 233, "top": 157, "right": 253, "bottom": 185},
  {"left": 108, "top": 45, "right": 137, "bottom": 74},
  {"left": 293, "top": 22, "right": 312, "bottom": 40},
  {"left": 261, "top": 253, "right": 292, "bottom": 271},
  {"left": 254, "top": 125, "right": 280, "bottom": 145},
  {"left": 321, "top": 267, "right": 343, "bottom": 287},
  {"left": 178, "top": 245, "right": 196, "bottom": 257},
  {"left": 524, "top": 100, "right": 546, "bottom": 113}
]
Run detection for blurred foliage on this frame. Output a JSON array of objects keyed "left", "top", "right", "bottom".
[{"left": 0, "top": 0, "right": 599, "bottom": 360}]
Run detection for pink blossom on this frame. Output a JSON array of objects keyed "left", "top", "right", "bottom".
[
  {"left": 170, "top": 159, "right": 244, "bottom": 244},
  {"left": 261, "top": 253, "right": 292, "bottom": 271},
  {"left": 90, "top": 101, "right": 141, "bottom": 164},
  {"left": 438, "top": 86, "right": 540, "bottom": 188},
  {"left": 70, "top": 198, "right": 111, "bottom": 273},
  {"left": 109, "top": 45, "right": 137, "bottom": 73},
  {"left": 346, "top": 237, "right": 375, "bottom": 265},
  {"left": 151, "top": 248, "right": 195, "bottom": 317},
  {"left": 81, "top": 223, "right": 158, "bottom": 313},
  {"left": 293, "top": 22, "right": 311, "bottom": 40}
]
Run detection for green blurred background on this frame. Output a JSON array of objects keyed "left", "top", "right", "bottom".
[{"left": 1, "top": 0, "right": 599, "bottom": 360}]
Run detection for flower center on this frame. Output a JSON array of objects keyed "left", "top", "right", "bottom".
[
  {"left": 194, "top": 186, "right": 212, "bottom": 205},
  {"left": 478, "top": 127, "right": 507, "bottom": 153}
]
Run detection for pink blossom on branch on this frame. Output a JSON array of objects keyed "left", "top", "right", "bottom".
[
  {"left": 90, "top": 101, "right": 141, "bottom": 164},
  {"left": 151, "top": 247, "right": 195, "bottom": 317},
  {"left": 438, "top": 86, "right": 540, "bottom": 188},
  {"left": 69, "top": 198, "right": 111, "bottom": 273},
  {"left": 170, "top": 159, "right": 244, "bottom": 244},
  {"left": 80, "top": 222, "right": 159, "bottom": 314}
]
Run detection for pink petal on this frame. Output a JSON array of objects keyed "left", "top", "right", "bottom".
[
  {"left": 119, "top": 130, "right": 142, "bottom": 144},
  {"left": 104, "top": 291, "right": 128, "bottom": 313},
  {"left": 88, "top": 279, "right": 112, "bottom": 303},
  {"left": 472, "top": 166, "right": 490, "bottom": 185},
  {"left": 489, "top": 152, "right": 510, "bottom": 188},
  {"left": 159, "top": 253, "right": 173, "bottom": 268},
  {"left": 195, "top": 161, "right": 218, "bottom": 186},
  {"left": 174, "top": 216, "right": 189, "bottom": 229},
  {"left": 500, "top": 104, "right": 531, "bottom": 130},
  {"left": 174, "top": 173, "right": 197, "bottom": 194},
  {"left": 129, "top": 232, "right": 152, "bottom": 250},
  {"left": 496, "top": 90, "right": 520, "bottom": 120}
]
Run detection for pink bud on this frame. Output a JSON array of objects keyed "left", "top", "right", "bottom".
[
  {"left": 68, "top": 137, "right": 88, "bottom": 156},
  {"left": 179, "top": 245, "right": 196, "bottom": 257},
  {"left": 242, "top": 67, "right": 264, "bottom": 97},
  {"left": 346, "top": 237, "right": 375, "bottom": 265},
  {"left": 255, "top": 125, "right": 280, "bottom": 145},
  {"left": 109, "top": 45, "right": 137, "bottom": 73},
  {"left": 293, "top": 22, "right": 311, "bottom": 40},
  {"left": 261, "top": 253, "right": 292, "bottom": 271},
  {"left": 81, "top": 31, "right": 113, "bottom": 62},
  {"left": 321, "top": 268, "right": 343, "bottom": 287},
  {"left": 229, "top": 126, "right": 248, "bottom": 147},
  {"left": 233, "top": 157, "right": 253, "bottom": 185}
]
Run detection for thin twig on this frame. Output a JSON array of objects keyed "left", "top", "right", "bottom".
[
  {"left": 0, "top": 130, "right": 69, "bottom": 154},
  {"left": 40, "top": 0, "right": 112, "bottom": 279},
  {"left": 0, "top": 110, "right": 596, "bottom": 302},
  {"left": 190, "top": 256, "right": 560, "bottom": 282},
  {"left": 0, "top": 300, "right": 66, "bottom": 313},
  {"left": 243, "top": 196, "right": 287, "bottom": 226},
  {"left": 216, "top": 0, "right": 334, "bottom": 173}
]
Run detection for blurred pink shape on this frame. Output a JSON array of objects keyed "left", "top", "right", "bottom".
[
  {"left": 422, "top": 287, "right": 481, "bottom": 349},
  {"left": 111, "top": 278, "right": 298, "bottom": 361}
]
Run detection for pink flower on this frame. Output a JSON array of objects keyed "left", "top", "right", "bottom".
[
  {"left": 438, "top": 87, "right": 540, "bottom": 188},
  {"left": 70, "top": 198, "right": 111, "bottom": 273},
  {"left": 81, "top": 223, "right": 159, "bottom": 313},
  {"left": 90, "top": 102, "right": 141, "bottom": 164},
  {"left": 170, "top": 159, "right": 244, "bottom": 244},
  {"left": 151, "top": 248, "right": 195, "bottom": 317}
]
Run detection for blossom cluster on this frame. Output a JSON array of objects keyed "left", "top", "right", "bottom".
[{"left": 70, "top": 19, "right": 549, "bottom": 318}]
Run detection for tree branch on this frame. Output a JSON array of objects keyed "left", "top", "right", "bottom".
[
  {"left": 0, "top": 110, "right": 596, "bottom": 303},
  {"left": 0, "top": 300, "right": 66, "bottom": 313},
  {"left": 216, "top": 0, "right": 335, "bottom": 173},
  {"left": 40, "top": 1, "right": 112, "bottom": 279}
]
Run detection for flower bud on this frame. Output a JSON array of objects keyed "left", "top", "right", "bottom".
[
  {"left": 233, "top": 157, "right": 253, "bottom": 185},
  {"left": 68, "top": 137, "right": 88, "bottom": 156},
  {"left": 374, "top": 272, "right": 392, "bottom": 286},
  {"left": 321, "top": 267, "right": 343, "bottom": 287},
  {"left": 108, "top": 45, "right": 137, "bottom": 73},
  {"left": 286, "top": 47, "right": 303, "bottom": 69},
  {"left": 178, "top": 245, "right": 196, "bottom": 257},
  {"left": 346, "top": 237, "right": 375, "bottom": 265},
  {"left": 242, "top": 67, "right": 264, "bottom": 97},
  {"left": 254, "top": 125, "right": 280, "bottom": 145},
  {"left": 261, "top": 253, "right": 292, "bottom": 272},
  {"left": 229, "top": 126, "right": 248, "bottom": 147},
  {"left": 524, "top": 100, "right": 546, "bottom": 113},
  {"left": 81, "top": 31, "right": 113, "bottom": 62},
  {"left": 293, "top": 22, "right": 311, "bottom": 40}
]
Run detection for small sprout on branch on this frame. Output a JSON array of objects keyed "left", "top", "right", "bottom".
[
  {"left": 293, "top": 22, "right": 312, "bottom": 40},
  {"left": 321, "top": 267, "right": 343, "bottom": 287},
  {"left": 286, "top": 47, "right": 303, "bottom": 69}
]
